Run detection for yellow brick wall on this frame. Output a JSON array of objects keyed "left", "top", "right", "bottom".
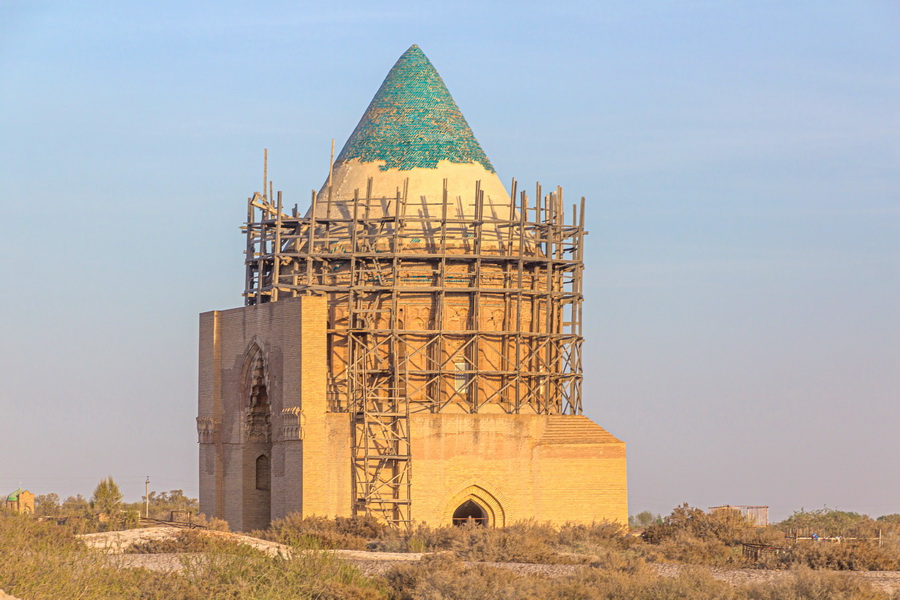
[
  {"left": 201, "top": 299, "right": 627, "bottom": 530},
  {"left": 405, "top": 414, "right": 627, "bottom": 526}
]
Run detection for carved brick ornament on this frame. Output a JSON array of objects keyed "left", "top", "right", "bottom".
[
  {"left": 280, "top": 407, "right": 304, "bottom": 441},
  {"left": 196, "top": 417, "right": 220, "bottom": 444}
]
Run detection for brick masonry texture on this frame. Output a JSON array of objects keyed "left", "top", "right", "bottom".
[{"left": 199, "top": 297, "right": 627, "bottom": 530}]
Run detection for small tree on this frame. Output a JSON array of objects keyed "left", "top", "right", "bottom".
[
  {"left": 34, "top": 493, "right": 61, "bottom": 516},
  {"left": 90, "top": 477, "right": 123, "bottom": 522},
  {"left": 630, "top": 510, "right": 658, "bottom": 529},
  {"left": 61, "top": 494, "right": 91, "bottom": 516}
]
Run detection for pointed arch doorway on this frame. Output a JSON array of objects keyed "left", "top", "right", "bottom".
[
  {"left": 452, "top": 499, "right": 488, "bottom": 526},
  {"left": 442, "top": 484, "right": 506, "bottom": 528}
]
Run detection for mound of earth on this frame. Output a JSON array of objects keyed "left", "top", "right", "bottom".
[{"left": 79, "top": 526, "right": 291, "bottom": 557}]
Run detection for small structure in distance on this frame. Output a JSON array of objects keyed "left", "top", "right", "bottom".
[
  {"left": 709, "top": 505, "right": 769, "bottom": 527},
  {"left": 5, "top": 489, "right": 34, "bottom": 514}
]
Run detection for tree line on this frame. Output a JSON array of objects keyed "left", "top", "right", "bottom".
[{"left": 31, "top": 477, "right": 199, "bottom": 532}]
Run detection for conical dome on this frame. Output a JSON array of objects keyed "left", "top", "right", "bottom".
[
  {"left": 334, "top": 44, "right": 494, "bottom": 173},
  {"left": 314, "top": 45, "right": 513, "bottom": 241}
]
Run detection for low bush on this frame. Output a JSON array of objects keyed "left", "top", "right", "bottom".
[
  {"left": 371, "top": 519, "right": 636, "bottom": 564},
  {"left": 642, "top": 503, "right": 758, "bottom": 546},
  {"left": 757, "top": 540, "right": 900, "bottom": 571},
  {"left": 385, "top": 553, "right": 894, "bottom": 600},
  {"left": 409, "top": 520, "right": 567, "bottom": 563},
  {"left": 385, "top": 553, "right": 553, "bottom": 600},
  {"left": 126, "top": 530, "right": 260, "bottom": 555},
  {"left": 740, "top": 567, "right": 889, "bottom": 600},
  {"left": 656, "top": 532, "right": 742, "bottom": 567},
  {"left": 263, "top": 514, "right": 388, "bottom": 550}
]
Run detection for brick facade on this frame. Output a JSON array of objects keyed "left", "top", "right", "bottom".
[{"left": 198, "top": 297, "right": 627, "bottom": 530}]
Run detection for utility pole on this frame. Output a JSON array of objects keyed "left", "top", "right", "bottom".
[{"left": 145, "top": 476, "right": 150, "bottom": 519}]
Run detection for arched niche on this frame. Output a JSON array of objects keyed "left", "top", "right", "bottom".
[
  {"left": 255, "top": 454, "right": 271, "bottom": 491},
  {"left": 240, "top": 343, "right": 272, "bottom": 530},
  {"left": 242, "top": 344, "right": 271, "bottom": 444}
]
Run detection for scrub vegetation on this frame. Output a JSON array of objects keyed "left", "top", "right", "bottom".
[
  {"left": 5, "top": 489, "right": 900, "bottom": 599},
  {"left": 0, "top": 513, "right": 385, "bottom": 600}
]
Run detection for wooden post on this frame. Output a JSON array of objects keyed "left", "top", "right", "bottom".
[
  {"left": 245, "top": 196, "right": 255, "bottom": 304},
  {"left": 471, "top": 180, "right": 483, "bottom": 412},
  {"left": 274, "top": 191, "right": 283, "bottom": 300},
  {"left": 327, "top": 139, "right": 335, "bottom": 219}
]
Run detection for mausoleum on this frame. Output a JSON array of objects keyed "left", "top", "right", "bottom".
[{"left": 198, "top": 45, "right": 627, "bottom": 530}]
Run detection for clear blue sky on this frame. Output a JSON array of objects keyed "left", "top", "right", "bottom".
[{"left": 1, "top": 1, "right": 897, "bottom": 521}]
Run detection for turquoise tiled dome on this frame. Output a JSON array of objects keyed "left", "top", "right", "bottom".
[{"left": 335, "top": 45, "right": 495, "bottom": 173}]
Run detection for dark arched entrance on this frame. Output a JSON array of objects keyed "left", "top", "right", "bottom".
[{"left": 452, "top": 499, "right": 488, "bottom": 526}]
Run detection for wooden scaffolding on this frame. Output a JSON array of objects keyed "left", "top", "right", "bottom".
[{"left": 243, "top": 161, "right": 586, "bottom": 527}]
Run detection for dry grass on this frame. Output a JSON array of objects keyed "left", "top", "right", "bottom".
[
  {"left": 741, "top": 567, "right": 892, "bottom": 600},
  {"left": 640, "top": 504, "right": 900, "bottom": 571},
  {"left": 383, "top": 554, "right": 897, "bottom": 600},
  {"left": 262, "top": 514, "right": 386, "bottom": 550},
  {"left": 760, "top": 541, "right": 900, "bottom": 571},
  {"left": 5, "top": 511, "right": 900, "bottom": 600},
  {"left": 266, "top": 514, "right": 636, "bottom": 564},
  {"left": 0, "top": 513, "right": 386, "bottom": 600}
]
